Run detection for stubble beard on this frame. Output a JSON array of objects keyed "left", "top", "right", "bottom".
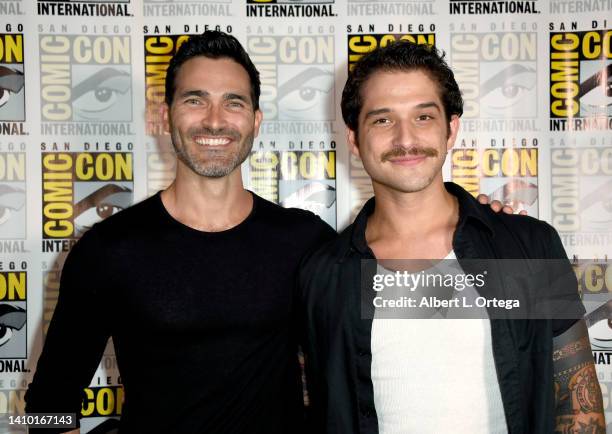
[{"left": 171, "top": 128, "right": 254, "bottom": 178}]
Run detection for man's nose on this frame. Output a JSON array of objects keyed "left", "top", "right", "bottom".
[
  {"left": 394, "top": 120, "right": 417, "bottom": 147},
  {"left": 202, "top": 103, "right": 226, "bottom": 130}
]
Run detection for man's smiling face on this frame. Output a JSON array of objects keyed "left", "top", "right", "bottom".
[
  {"left": 348, "top": 68, "right": 459, "bottom": 194},
  {"left": 164, "top": 56, "right": 262, "bottom": 178}
]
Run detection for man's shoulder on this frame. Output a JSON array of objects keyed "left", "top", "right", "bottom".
[
  {"left": 488, "top": 205, "right": 554, "bottom": 234},
  {"left": 448, "top": 182, "right": 556, "bottom": 245},
  {"left": 476, "top": 203, "right": 563, "bottom": 258},
  {"left": 298, "top": 224, "right": 356, "bottom": 305},
  {"left": 300, "top": 222, "right": 353, "bottom": 270}
]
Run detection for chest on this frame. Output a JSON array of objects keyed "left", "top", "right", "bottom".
[
  {"left": 369, "top": 232, "right": 454, "bottom": 260},
  {"left": 107, "top": 237, "right": 300, "bottom": 335}
]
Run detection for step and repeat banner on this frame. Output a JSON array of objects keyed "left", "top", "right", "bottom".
[{"left": 0, "top": 0, "right": 611, "bottom": 431}]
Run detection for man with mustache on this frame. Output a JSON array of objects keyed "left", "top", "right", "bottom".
[
  {"left": 299, "top": 41, "right": 605, "bottom": 433},
  {"left": 24, "top": 32, "right": 516, "bottom": 434}
]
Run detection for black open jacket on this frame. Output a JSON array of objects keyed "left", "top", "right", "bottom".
[{"left": 299, "top": 182, "right": 584, "bottom": 434}]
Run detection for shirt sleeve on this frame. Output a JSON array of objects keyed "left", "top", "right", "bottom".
[
  {"left": 310, "top": 216, "right": 337, "bottom": 248},
  {"left": 25, "top": 226, "right": 112, "bottom": 432},
  {"left": 294, "top": 215, "right": 336, "bottom": 433}
]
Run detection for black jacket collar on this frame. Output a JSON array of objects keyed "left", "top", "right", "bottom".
[{"left": 349, "top": 181, "right": 495, "bottom": 255}]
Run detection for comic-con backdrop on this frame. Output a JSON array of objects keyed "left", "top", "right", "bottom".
[{"left": 0, "top": 0, "right": 610, "bottom": 431}]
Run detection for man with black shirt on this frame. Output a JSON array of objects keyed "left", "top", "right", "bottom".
[
  {"left": 299, "top": 41, "right": 605, "bottom": 433},
  {"left": 25, "top": 31, "right": 335, "bottom": 434}
]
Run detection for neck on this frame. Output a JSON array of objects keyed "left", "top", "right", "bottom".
[
  {"left": 366, "top": 177, "right": 459, "bottom": 259},
  {"left": 161, "top": 162, "right": 253, "bottom": 232}
]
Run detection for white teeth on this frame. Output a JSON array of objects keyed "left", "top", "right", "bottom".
[{"left": 194, "top": 137, "right": 230, "bottom": 146}]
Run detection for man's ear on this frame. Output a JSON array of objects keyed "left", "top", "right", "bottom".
[
  {"left": 161, "top": 103, "right": 171, "bottom": 135},
  {"left": 347, "top": 128, "right": 361, "bottom": 159},
  {"left": 446, "top": 115, "right": 460, "bottom": 151},
  {"left": 253, "top": 109, "right": 263, "bottom": 138}
]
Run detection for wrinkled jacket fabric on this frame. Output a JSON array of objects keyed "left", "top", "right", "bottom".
[{"left": 299, "top": 182, "right": 583, "bottom": 434}]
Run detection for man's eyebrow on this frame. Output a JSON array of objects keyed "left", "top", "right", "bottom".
[
  {"left": 224, "top": 93, "right": 250, "bottom": 104},
  {"left": 364, "top": 108, "right": 391, "bottom": 119},
  {"left": 178, "top": 90, "right": 209, "bottom": 99},
  {"left": 414, "top": 101, "right": 442, "bottom": 111},
  {"left": 364, "top": 102, "right": 442, "bottom": 119},
  {"left": 177, "top": 90, "right": 251, "bottom": 105}
]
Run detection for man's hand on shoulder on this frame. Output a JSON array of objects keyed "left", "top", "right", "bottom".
[{"left": 477, "top": 194, "right": 528, "bottom": 215}]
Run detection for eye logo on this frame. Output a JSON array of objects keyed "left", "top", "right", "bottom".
[
  {"left": 585, "top": 300, "right": 612, "bottom": 351},
  {"left": 578, "top": 62, "right": 612, "bottom": 117},
  {"left": 72, "top": 67, "right": 132, "bottom": 122},
  {"left": 0, "top": 153, "right": 26, "bottom": 239},
  {"left": 480, "top": 64, "right": 537, "bottom": 118},
  {"left": 451, "top": 32, "right": 537, "bottom": 119},
  {"left": 550, "top": 147, "right": 612, "bottom": 236},
  {"left": 0, "top": 270, "right": 27, "bottom": 359},
  {"left": 590, "top": 320, "right": 612, "bottom": 351},
  {"left": 0, "top": 304, "right": 26, "bottom": 351},
  {"left": 280, "top": 182, "right": 336, "bottom": 213},
  {"left": 0, "top": 184, "right": 25, "bottom": 236},
  {"left": 73, "top": 184, "right": 132, "bottom": 235},
  {"left": 579, "top": 178, "right": 612, "bottom": 233},
  {"left": 277, "top": 67, "right": 334, "bottom": 121},
  {"left": 39, "top": 34, "right": 132, "bottom": 127},
  {"left": 0, "top": 31, "right": 25, "bottom": 123},
  {"left": 487, "top": 180, "right": 538, "bottom": 214},
  {"left": 0, "top": 66, "right": 24, "bottom": 120}
]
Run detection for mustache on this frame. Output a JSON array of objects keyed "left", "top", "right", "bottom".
[
  {"left": 381, "top": 146, "right": 439, "bottom": 162},
  {"left": 189, "top": 127, "right": 241, "bottom": 140}
]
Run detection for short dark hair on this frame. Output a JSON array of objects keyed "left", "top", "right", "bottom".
[
  {"left": 341, "top": 41, "right": 463, "bottom": 132},
  {"left": 165, "top": 31, "right": 261, "bottom": 110}
]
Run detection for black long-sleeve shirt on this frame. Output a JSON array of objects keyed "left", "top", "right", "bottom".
[{"left": 26, "top": 192, "right": 336, "bottom": 434}]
